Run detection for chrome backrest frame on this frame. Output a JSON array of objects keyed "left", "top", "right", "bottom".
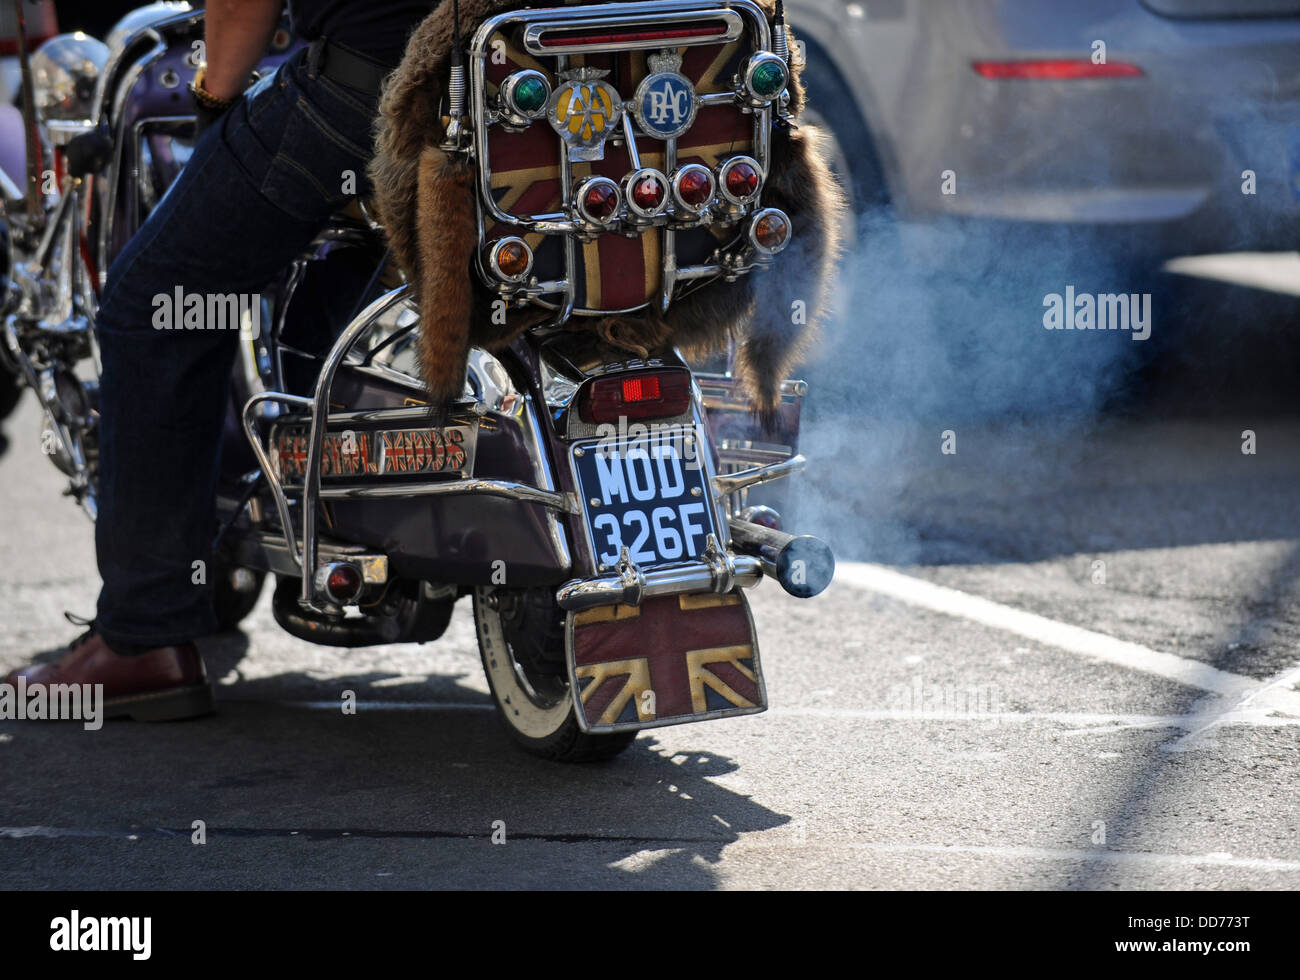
[{"left": 467, "top": 0, "right": 775, "bottom": 320}]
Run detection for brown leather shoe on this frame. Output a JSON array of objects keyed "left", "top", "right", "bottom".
[{"left": 4, "top": 632, "right": 214, "bottom": 721}]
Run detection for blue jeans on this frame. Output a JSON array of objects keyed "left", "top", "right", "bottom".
[{"left": 94, "top": 47, "right": 378, "bottom": 650}]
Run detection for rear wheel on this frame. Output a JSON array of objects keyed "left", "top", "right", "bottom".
[{"left": 474, "top": 586, "right": 635, "bottom": 762}]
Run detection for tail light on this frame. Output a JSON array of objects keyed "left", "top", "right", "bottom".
[
  {"left": 624, "top": 168, "right": 669, "bottom": 218},
  {"left": 523, "top": 14, "right": 741, "bottom": 55},
  {"left": 749, "top": 208, "right": 792, "bottom": 255},
  {"left": 500, "top": 69, "right": 552, "bottom": 119},
  {"left": 971, "top": 60, "right": 1143, "bottom": 80},
  {"left": 578, "top": 368, "right": 693, "bottom": 423},
  {"left": 574, "top": 175, "right": 622, "bottom": 227},
  {"left": 486, "top": 237, "right": 534, "bottom": 282},
  {"left": 742, "top": 53, "right": 789, "bottom": 104},
  {"left": 717, "top": 155, "right": 763, "bottom": 205},
  {"left": 315, "top": 562, "right": 363, "bottom": 605},
  {"left": 672, "top": 164, "right": 715, "bottom": 213}
]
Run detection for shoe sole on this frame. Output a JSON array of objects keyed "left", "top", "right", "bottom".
[{"left": 105, "top": 683, "right": 215, "bottom": 722}]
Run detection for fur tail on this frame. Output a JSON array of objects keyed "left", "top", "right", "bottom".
[{"left": 415, "top": 145, "right": 478, "bottom": 404}]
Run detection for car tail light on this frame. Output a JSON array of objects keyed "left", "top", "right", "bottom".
[
  {"left": 672, "top": 165, "right": 715, "bottom": 213},
  {"left": 749, "top": 208, "right": 792, "bottom": 255},
  {"left": 486, "top": 237, "right": 534, "bottom": 282},
  {"left": 743, "top": 52, "right": 789, "bottom": 103},
  {"left": 718, "top": 156, "right": 763, "bottom": 205},
  {"left": 971, "top": 59, "right": 1143, "bottom": 80},
  {"left": 575, "top": 176, "right": 622, "bottom": 226},
  {"left": 578, "top": 369, "right": 693, "bottom": 423},
  {"left": 625, "top": 168, "right": 669, "bottom": 217},
  {"left": 0, "top": 2, "right": 58, "bottom": 56}
]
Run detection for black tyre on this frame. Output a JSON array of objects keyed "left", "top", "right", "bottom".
[
  {"left": 212, "top": 561, "right": 266, "bottom": 632},
  {"left": 474, "top": 586, "right": 636, "bottom": 762},
  {"left": 0, "top": 366, "right": 22, "bottom": 423}
]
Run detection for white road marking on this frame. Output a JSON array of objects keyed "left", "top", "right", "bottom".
[
  {"left": 1163, "top": 251, "right": 1300, "bottom": 297},
  {"left": 768, "top": 707, "right": 1300, "bottom": 729},
  {"left": 834, "top": 562, "right": 1300, "bottom": 718},
  {"left": 731, "top": 839, "right": 1300, "bottom": 872},
  {"left": 1165, "top": 662, "right": 1300, "bottom": 751}
]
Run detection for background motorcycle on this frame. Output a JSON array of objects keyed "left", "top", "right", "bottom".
[{"left": 0, "top": 0, "right": 834, "bottom": 760}]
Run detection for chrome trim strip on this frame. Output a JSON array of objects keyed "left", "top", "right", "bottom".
[
  {"left": 556, "top": 554, "right": 763, "bottom": 612},
  {"left": 521, "top": 9, "right": 744, "bottom": 56}
]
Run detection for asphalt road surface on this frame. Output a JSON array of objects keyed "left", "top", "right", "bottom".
[{"left": 1, "top": 268, "right": 1298, "bottom": 890}]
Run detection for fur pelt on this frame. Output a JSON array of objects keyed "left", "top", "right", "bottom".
[{"left": 369, "top": 0, "right": 844, "bottom": 419}]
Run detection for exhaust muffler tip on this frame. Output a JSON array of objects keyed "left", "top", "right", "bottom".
[
  {"left": 728, "top": 516, "right": 834, "bottom": 598},
  {"left": 774, "top": 534, "right": 835, "bottom": 598}
]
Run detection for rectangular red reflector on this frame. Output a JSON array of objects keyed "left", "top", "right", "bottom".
[
  {"left": 972, "top": 59, "right": 1143, "bottom": 80},
  {"left": 623, "top": 376, "right": 661, "bottom": 403},
  {"left": 539, "top": 23, "right": 728, "bottom": 48},
  {"left": 579, "top": 369, "right": 692, "bottom": 424}
]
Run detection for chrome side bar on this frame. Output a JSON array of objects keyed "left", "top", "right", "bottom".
[
  {"left": 299, "top": 286, "right": 410, "bottom": 611},
  {"left": 315, "top": 479, "right": 578, "bottom": 511},
  {"left": 557, "top": 551, "right": 763, "bottom": 612},
  {"left": 711, "top": 453, "right": 805, "bottom": 496},
  {"left": 240, "top": 390, "right": 314, "bottom": 567}
]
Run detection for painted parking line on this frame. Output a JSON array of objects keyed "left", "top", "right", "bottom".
[
  {"left": 730, "top": 839, "right": 1300, "bottom": 873},
  {"left": 834, "top": 561, "right": 1300, "bottom": 717}
]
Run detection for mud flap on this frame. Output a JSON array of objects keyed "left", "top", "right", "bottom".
[{"left": 565, "top": 591, "right": 767, "bottom": 734}]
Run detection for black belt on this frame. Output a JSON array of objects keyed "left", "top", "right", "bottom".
[{"left": 306, "top": 38, "right": 395, "bottom": 97}]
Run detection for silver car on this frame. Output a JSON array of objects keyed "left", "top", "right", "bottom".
[{"left": 790, "top": 0, "right": 1300, "bottom": 252}]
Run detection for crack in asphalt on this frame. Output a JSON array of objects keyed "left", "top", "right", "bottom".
[{"left": 0, "top": 826, "right": 733, "bottom": 845}]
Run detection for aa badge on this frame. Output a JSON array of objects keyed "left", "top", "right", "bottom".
[{"left": 548, "top": 67, "right": 623, "bottom": 161}]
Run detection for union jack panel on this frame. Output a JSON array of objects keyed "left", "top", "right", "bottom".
[{"left": 566, "top": 590, "right": 766, "bottom": 733}]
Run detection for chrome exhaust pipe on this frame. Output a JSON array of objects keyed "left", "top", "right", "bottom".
[{"left": 728, "top": 517, "right": 834, "bottom": 598}]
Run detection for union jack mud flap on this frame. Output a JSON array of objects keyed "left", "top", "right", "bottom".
[{"left": 566, "top": 591, "right": 767, "bottom": 734}]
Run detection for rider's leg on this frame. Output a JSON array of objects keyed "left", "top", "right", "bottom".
[{"left": 93, "top": 49, "right": 378, "bottom": 652}]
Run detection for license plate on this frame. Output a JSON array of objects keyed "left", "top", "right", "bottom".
[{"left": 573, "top": 428, "right": 717, "bottom": 570}]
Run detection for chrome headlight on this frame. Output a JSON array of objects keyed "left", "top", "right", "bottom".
[{"left": 30, "top": 33, "right": 110, "bottom": 124}]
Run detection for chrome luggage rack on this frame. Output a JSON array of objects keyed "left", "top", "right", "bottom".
[{"left": 240, "top": 286, "right": 583, "bottom": 615}]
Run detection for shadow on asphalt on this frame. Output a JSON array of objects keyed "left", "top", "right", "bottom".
[{"left": 2, "top": 625, "right": 790, "bottom": 889}]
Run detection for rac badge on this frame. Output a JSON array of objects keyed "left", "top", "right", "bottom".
[
  {"left": 632, "top": 51, "right": 699, "bottom": 141},
  {"left": 548, "top": 67, "right": 623, "bottom": 162}
]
